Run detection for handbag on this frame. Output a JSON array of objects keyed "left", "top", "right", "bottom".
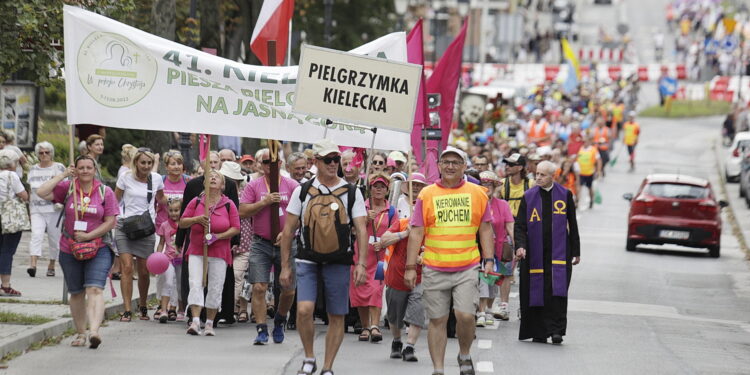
[
  {"left": 501, "top": 238, "right": 514, "bottom": 262},
  {"left": 1, "top": 171, "right": 31, "bottom": 234},
  {"left": 120, "top": 174, "right": 156, "bottom": 240}
]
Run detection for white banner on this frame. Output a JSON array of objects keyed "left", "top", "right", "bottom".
[
  {"left": 63, "top": 5, "right": 412, "bottom": 151},
  {"left": 294, "top": 45, "right": 421, "bottom": 133}
]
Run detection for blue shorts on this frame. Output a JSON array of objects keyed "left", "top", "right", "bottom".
[
  {"left": 247, "top": 236, "right": 296, "bottom": 289},
  {"left": 295, "top": 261, "right": 350, "bottom": 316},
  {"left": 59, "top": 246, "right": 114, "bottom": 294},
  {"left": 580, "top": 175, "right": 594, "bottom": 188}
]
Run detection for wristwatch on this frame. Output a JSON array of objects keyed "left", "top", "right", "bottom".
[
  {"left": 405, "top": 264, "right": 417, "bottom": 270},
  {"left": 483, "top": 258, "right": 495, "bottom": 263}
]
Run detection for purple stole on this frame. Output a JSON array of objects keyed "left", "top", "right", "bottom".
[{"left": 525, "top": 183, "right": 569, "bottom": 307}]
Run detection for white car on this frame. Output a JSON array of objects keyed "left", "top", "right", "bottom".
[{"left": 725, "top": 132, "right": 750, "bottom": 182}]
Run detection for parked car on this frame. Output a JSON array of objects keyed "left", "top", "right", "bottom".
[
  {"left": 724, "top": 131, "right": 750, "bottom": 182},
  {"left": 623, "top": 174, "right": 727, "bottom": 257},
  {"left": 739, "top": 147, "right": 750, "bottom": 200},
  {"left": 594, "top": 0, "right": 612, "bottom": 4}
]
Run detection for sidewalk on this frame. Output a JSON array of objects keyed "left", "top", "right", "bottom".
[{"left": 0, "top": 231, "right": 154, "bottom": 360}]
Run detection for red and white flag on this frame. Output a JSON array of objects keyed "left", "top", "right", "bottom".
[{"left": 250, "top": 0, "right": 294, "bottom": 66}]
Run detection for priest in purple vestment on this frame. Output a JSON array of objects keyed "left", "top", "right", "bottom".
[{"left": 514, "top": 161, "right": 580, "bottom": 344}]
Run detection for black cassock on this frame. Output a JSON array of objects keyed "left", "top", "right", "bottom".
[
  {"left": 177, "top": 176, "right": 239, "bottom": 325},
  {"left": 514, "top": 188, "right": 580, "bottom": 340}
]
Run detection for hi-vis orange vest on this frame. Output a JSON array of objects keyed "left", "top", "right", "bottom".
[
  {"left": 592, "top": 127, "right": 610, "bottom": 151},
  {"left": 419, "top": 182, "right": 488, "bottom": 271},
  {"left": 527, "top": 119, "right": 550, "bottom": 146}
]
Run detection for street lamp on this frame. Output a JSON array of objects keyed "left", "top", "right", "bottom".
[
  {"left": 457, "top": 0, "right": 470, "bottom": 18},
  {"left": 394, "top": 0, "right": 409, "bottom": 31}
]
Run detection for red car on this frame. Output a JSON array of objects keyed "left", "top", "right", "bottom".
[{"left": 623, "top": 174, "right": 728, "bottom": 257}]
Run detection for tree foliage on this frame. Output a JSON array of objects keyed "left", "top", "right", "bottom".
[{"left": 0, "top": 0, "right": 136, "bottom": 85}]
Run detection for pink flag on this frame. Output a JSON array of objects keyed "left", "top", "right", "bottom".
[
  {"left": 407, "top": 19, "right": 429, "bottom": 164},
  {"left": 419, "top": 149, "right": 440, "bottom": 183},
  {"left": 426, "top": 18, "right": 468, "bottom": 152},
  {"left": 199, "top": 134, "right": 211, "bottom": 161},
  {"left": 250, "top": 0, "right": 294, "bottom": 66}
]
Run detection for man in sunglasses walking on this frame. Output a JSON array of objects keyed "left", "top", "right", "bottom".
[
  {"left": 239, "top": 148, "right": 300, "bottom": 345},
  {"left": 280, "top": 139, "right": 369, "bottom": 375}
]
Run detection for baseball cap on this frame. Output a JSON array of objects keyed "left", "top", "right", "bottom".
[
  {"left": 504, "top": 153, "right": 526, "bottom": 166},
  {"left": 219, "top": 161, "right": 244, "bottom": 181},
  {"left": 239, "top": 155, "right": 254, "bottom": 163},
  {"left": 370, "top": 175, "right": 391, "bottom": 187},
  {"left": 407, "top": 172, "right": 428, "bottom": 185},
  {"left": 313, "top": 139, "right": 340, "bottom": 157},
  {"left": 479, "top": 171, "right": 501, "bottom": 184},
  {"left": 528, "top": 153, "right": 542, "bottom": 162},
  {"left": 388, "top": 151, "right": 407, "bottom": 164},
  {"left": 440, "top": 146, "right": 467, "bottom": 163}
]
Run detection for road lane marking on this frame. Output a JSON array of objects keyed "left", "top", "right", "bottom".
[
  {"left": 478, "top": 339, "right": 492, "bottom": 349},
  {"left": 476, "top": 361, "right": 494, "bottom": 373},
  {"left": 569, "top": 299, "right": 750, "bottom": 332}
]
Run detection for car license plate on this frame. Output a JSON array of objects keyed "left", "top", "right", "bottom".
[{"left": 659, "top": 230, "right": 689, "bottom": 240}]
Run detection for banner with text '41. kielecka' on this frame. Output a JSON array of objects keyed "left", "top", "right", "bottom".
[{"left": 62, "top": 5, "right": 411, "bottom": 150}]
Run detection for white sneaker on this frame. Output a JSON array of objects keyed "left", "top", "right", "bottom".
[
  {"left": 475, "top": 314, "right": 486, "bottom": 327},
  {"left": 484, "top": 313, "right": 495, "bottom": 326},
  {"left": 498, "top": 304, "right": 510, "bottom": 321},
  {"left": 203, "top": 325, "right": 215, "bottom": 336}
]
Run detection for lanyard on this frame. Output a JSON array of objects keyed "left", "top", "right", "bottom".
[{"left": 74, "top": 180, "right": 93, "bottom": 221}]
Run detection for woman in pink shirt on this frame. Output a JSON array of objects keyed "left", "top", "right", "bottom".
[
  {"left": 351, "top": 173, "right": 397, "bottom": 343},
  {"left": 180, "top": 170, "right": 240, "bottom": 336},
  {"left": 479, "top": 171, "right": 515, "bottom": 323},
  {"left": 37, "top": 155, "right": 119, "bottom": 349}
]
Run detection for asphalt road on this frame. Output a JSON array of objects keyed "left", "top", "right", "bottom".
[{"left": 3, "top": 120, "right": 750, "bottom": 375}]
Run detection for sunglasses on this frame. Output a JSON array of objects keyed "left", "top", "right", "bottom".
[
  {"left": 261, "top": 159, "right": 272, "bottom": 165},
  {"left": 372, "top": 160, "right": 385, "bottom": 165},
  {"left": 137, "top": 147, "right": 152, "bottom": 153},
  {"left": 317, "top": 155, "right": 341, "bottom": 165}
]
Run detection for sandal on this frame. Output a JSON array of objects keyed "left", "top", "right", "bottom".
[
  {"left": 167, "top": 310, "right": 177, "bottom": 321},
  {"left": 120, "top": 311, "right": 132, "bottom": 322},
  {"left": 139, "top": 306, "right": 150, "bottom": 320},
  {"left": 153, "top": 308, "right": 163, "bottom": 320},
  {"left": 237, "top": 311, "right": 249, "bottom": 323},
  {"left": 71, "top": 334, "right": 86, "bottom": 347},
  {"left": 370, "top": 326, "right": 383, "bottom": 343},
  {"left": 46, "top": 268, "right": 55, "bottom": 277},
  {"left": 358, "top": 327, "right": 371, "bottom": 342},
  {"left": 89, "top": 333, "right": 102, "bottom": 349},
  {"left": 296, "top": 358, "right": 317, "bottom": 375}
]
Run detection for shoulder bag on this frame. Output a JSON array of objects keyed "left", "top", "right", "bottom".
[
  {"left": 121, "top": 174, "right": 156, "bottom": 240},
  {"left": 1, "top": 171, "right": 31, "bottom": 234}
]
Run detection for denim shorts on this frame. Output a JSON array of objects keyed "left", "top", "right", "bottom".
[
  {"left": 59, "top": 247, "right": 114, "bottom": 294},
  {"left": 247, "top": 236, "right": 296, "bottom": 289},
  {"left": 295, "top": 261, "right": 350, "bottom": 316}
]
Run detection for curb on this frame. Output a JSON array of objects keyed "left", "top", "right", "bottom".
[
  {"left": 0, "top": 293, "right": 155, "bottom": 360},
  {"left": 712, "top": 141, "right": 750, "bottom": 260}
]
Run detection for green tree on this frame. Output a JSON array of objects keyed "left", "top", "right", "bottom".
[{"left": 0, "top": 0, "right": 135, "bottom": 85}]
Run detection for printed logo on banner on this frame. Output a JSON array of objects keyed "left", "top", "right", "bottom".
[{"left": 77, "top": 32, "right": 158, "bottom": 108}]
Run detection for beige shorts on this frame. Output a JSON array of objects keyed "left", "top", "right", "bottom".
[{"left": 422, "top": 265, "right": 480, "bottom": 319}]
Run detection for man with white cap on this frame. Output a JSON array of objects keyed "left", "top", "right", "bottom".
[
  {"left": 405, "top": 147, "right": 495, "bottom": 375},
  {"left": 239, "top": 148, "right": 300, "bottom": 345},
  {"left": 280, "top": 139, "right": 368, "bottom": 375},
  {"left": 388, "top": 151, "right": 407, "bottom": 173},
  {"left": 526, "top": 109, "right": 552, "bottom": 147}
]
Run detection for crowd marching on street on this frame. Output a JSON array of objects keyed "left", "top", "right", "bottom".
[{"left": 0, "top": 71, "right": 644, "bottom": 375}]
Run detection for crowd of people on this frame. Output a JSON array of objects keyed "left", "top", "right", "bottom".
[{"left": 0, "top": 72, "right": 644, "bottom": 374}]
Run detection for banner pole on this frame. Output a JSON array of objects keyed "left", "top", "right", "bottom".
[
  {"left": 407, "top": 149, "right": 413, "bottom": 216},
  {"left": 63, "top": 124, "right": 75, "bottom": 305},
  {"left": 202, "top": 135, "right": 210, "bottom": 287}
]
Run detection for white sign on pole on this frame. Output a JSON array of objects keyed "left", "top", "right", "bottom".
[
  {"left": 62, "top": 5, "right": 413, "bottom": 150},
  {"left": 293, "top": 45, "right": 421, "bottom": 133}
]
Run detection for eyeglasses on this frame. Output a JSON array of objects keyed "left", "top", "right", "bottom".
[
  {"left": 261, "top": 159, "right": 272, "bottom": 165},
  {"left": 317, "top": 155, "right": 341, "bottom": 165},
  {"left": 38, "top": 151, "right": 51, "bottom": 155},
  {"left": 372, "top": 160, "right": 385, "bottom": 166},
  {"left": 439, "top": 160, "right": 464, "bottom": 167}
]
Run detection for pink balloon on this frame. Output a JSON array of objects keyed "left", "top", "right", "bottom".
[{"left": 146, "top": 252, "right": 170, "bottom": 275}]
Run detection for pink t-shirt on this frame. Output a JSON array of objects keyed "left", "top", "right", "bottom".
[
  {"left": 239, "top": 176, "right": 299, "bottom": 241},
  {"left": 156, "top": 220, "right": 179, "bottom": 260},
  {"left": 155, "top": 175, "right": 188, "bottom": 230},
  {"left": 52, "top": 179, "right": 120, "bottom": 254},
  {"left": 488, "top": 197, "right": 514, "bottom": 258},
  {"left": 183, "top": 195, "right": 240, "bottom": 265}
]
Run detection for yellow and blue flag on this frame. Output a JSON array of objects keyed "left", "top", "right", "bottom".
[{"left": 561, "top": 38, "right": 580, "bottom": 94}]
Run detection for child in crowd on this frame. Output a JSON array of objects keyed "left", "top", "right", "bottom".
[{"left": 155, "top": 199, "right": 182, "bottom": 323}]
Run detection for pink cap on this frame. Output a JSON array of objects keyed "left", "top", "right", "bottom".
[{"left": 386, "top": 158, "right": 397, "bottom": 167}]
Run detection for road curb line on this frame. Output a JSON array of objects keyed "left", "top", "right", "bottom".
[
  {"left": 712, "top": 141, "right": 750, "bottom": 260},
  {"left": 0, "top": 294, "right": 155, "bottom": 361}
]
